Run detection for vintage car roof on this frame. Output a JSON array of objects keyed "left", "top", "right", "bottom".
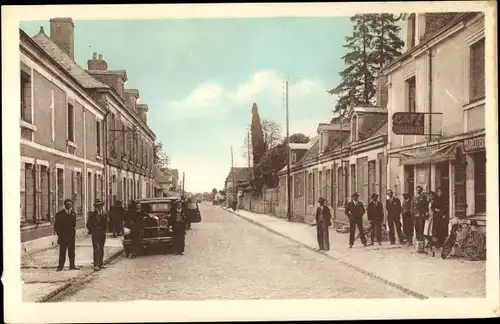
[{"left": 136, "top": 197, "right": 180, "bottom": 203}]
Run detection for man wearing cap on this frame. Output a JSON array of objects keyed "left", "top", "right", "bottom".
[
  {"left": 315, "top": 197, "right": 332, "bottom": 251},
  {"left": 345, "top": 192, "right": 367, "bottom": 248},
  {"left": 87, "top": 199, "right": 107, "bottom": 270},
  {"left": 367, "top": 193, "right": 384, "bottom": 246},
  {"left": 54, "top": 199, "right": 80, "bottom": 271},
  {"left": 386, "top": 190, "right": 404, "bottom": 245}
]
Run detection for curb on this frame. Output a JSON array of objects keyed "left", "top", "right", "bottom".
[
  {"left": 223, "top": 207, "right": 428, "bottom": 300},
  {"left": 36, "top": 247, "right": 124, "bottom": 303}
]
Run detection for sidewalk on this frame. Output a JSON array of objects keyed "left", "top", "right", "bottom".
[
  {"left": 22, "top": 234, "right": 124, "bottom": 302},
  {"left": 227, "top": 208, "right": 486, "bottom": 299}
]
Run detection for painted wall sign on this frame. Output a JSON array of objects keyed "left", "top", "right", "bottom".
[
  {"left": 392, "top": 112, "right": 425, "bottom": 135},
  {"left": 463, "top": 135, "right": 485, "bottom": 152}
]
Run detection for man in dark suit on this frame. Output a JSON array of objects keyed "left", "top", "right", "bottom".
[
  {"left": 315, "top": 197, "right": 332, "bottom": 251},
  {"left": 54, "top": 199, "right": 80, "bottom": 271},
  {"left": 345, "top": 192, "right": 367, "bottom": 248},
  {"left": 386, "top": 190, "right": 404, "bottom": 245},
  {"left": 170, "top": 200, "right": 187, "bottom": 255},
  {"left": 367, "top": 193, "right": 384, "bottom": 246},
  {"left": 87, "top": 199, "right": 107, "bottom": 271},
  {"left": 109, "top": 200, "right": 125, "bottom": 237}
]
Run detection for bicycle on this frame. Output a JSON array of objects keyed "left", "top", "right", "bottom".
[
  {"left": 441, "top": 218, "right": 486, "bottom": 261},
  {"left": 354, "top": 223, "right": 389, "bottom": 243}
]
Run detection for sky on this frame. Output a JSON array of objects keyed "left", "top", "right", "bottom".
[{"left": 20, "top": 17, "right": 357, "bottom": 193}]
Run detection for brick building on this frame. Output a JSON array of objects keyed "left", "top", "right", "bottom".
[
  {"left": 20, "top": 28, "right": 106, "bottom": 241},
  {"left": 382, "top": 12, "right": 486, "bottom": 230},
  {"left": 20, "top": 17, "right": 156, "bottom": 241}
]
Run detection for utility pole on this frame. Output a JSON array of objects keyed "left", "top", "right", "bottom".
[
  {"left": 182, "top": 172, "right": 185, "bottom": 199},
  {"left": 247, "top": 128, "right": 252, "bottom": 211},
  {"left": 285, "top": 78, "right": 292, "bottom": 222},
  {"left": 231, "top": 145, "right": 236, "bottom": 207}
]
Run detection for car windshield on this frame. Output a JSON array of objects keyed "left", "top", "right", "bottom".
[
  {"left": 145, "top": 203, "right": 172, "bottom": 212},
  {"left": 186, "top": 202, "right": 198, "bottom": 210}
]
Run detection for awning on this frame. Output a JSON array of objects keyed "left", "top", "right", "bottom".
[{"left": 398, "top": 141, "right": 461, "bottom": 165}]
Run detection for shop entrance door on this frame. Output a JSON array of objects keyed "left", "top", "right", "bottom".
[{"left": 454, "top": 160, "right": 467, "bottom": 219}]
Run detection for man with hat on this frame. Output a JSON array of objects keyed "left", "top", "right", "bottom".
[
  {"left": 54, "top": 198, "right": 80, "bottom": 271},
  {"left": 109, "top": 200, "right": 125, "bottom": 238},
  {"left": 386, "top": 190, "right": 404, "bottom": 245},
  {"left": 87, "top": 199, "right": 107, "bottom": 270},
  {"left": 345, "top": 192, "right": 367, "bottom": 248},
  {"left": 315, "top": 197, "right": 332, "bottom": 251},
  {"left": 367, "top": 193, "right": 384, "bottom": 246}
]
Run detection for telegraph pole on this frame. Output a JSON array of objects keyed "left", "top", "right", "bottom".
[
  {"left": 285, "top": 78, "right": 292, "bottom": 221},
  {"left": 247, "top": 129, "right": 252, "bottom": 211},
  {"left": 231, "top": 145, "right": 236, "bottom": 207}
]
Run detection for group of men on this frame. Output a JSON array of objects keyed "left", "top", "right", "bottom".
[
  {"left": 314, "top": 186, "right": 449, "bottom": 251},
  {"left": 54, "top": 197, "right": 191, "bottom": 271}
]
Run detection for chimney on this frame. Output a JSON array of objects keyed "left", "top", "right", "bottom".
[
  {"left": 87, "top": 52, "right": 108, "bottom": 70},
  {"left": 50, "top": 18, "right": 75, "bottom": 60},
  {"left": 124, "top": 89, "right": 140, "bottom": 112},
  {"left": 375, "top": 74, "right": 389, "bottom": 107},
  {"left": 136, "top": 104, "right": 149, "bottom": 124}
]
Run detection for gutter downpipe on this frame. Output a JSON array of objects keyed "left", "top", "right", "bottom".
[
  {"left": 104, "top": 110, "right": 110, "bottom": 212},
  {"left": 426, "top": 43, "right": 433, "bottom": 193},
  {"left": 83, "top": 109, "right": 87, "bottom": 227}
]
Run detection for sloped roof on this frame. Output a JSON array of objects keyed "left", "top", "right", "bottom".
[
  {"left": 295, "top": 140, "right": 320, "bottom": 167},
  {"left": 288, "top": 143, "right": 309, "bottom": 150},
  {"left": 225, "top": 167, "right": 254, "bottom": 184},
  {"left": 368, "top": 121, "right": 388, "bottom": 138},
  {"left": 31, "top": 30, "right": 109, "bottom": 89}
]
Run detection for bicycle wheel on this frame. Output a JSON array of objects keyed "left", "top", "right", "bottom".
[
  {"left": 441, "top": 235, "right": 454, "bottom": 259},
  {"left": 464, "top": 231, "right": 486, "bottom": 261}
]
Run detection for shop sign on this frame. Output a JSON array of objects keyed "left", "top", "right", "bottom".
[
  {"left": 392, "top": 112, "right": 425, "bottom": 135},
  {"left": 463, "top": 135, "right": 485, "bottom": 152}
]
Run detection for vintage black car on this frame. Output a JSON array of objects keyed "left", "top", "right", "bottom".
[{"left": 122, "top": 197, "right": 178, "bottom": 256}]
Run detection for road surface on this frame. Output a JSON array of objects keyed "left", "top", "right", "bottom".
[{"left": 56, "top": 204, "right": 411, "bottom": 301}]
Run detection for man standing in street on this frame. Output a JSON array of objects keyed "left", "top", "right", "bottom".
[
  {"left": 367, "top": 193, "right": 384, "bottom": 246},
  {"left": 401, "top": 193, "right": 414, "bottom": 246},
  {"left": 315, "top": 197, "right": 332, "bottom": 251},
  {"left": 412, "top": 186, "right": 428, "bottom": 243},
  {"left": 386, "top": 190, "right": 404, "bottom": 245},
  {"left": 170, "top": 200, "right": 187, "bottom": 255},
  {"left": 345, "top": 192, "right": 367, "bottom": 248},
  {"left": 54, "top": 199, "right": 80, "bottom": 271},
  {"left": 87, "top": 199, "right": 107, "bottom": 271},
  {"left": 109, "top": 200, "right": 125, "bottom": 238}
]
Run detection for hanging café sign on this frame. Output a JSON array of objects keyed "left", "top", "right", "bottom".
[{"left": 392, "top": 112, "right": 425, "bottom": 135}]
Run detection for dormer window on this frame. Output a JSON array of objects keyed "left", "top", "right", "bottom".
[{"left": 351, "top": 114, "right": 358, "bottom": 142}]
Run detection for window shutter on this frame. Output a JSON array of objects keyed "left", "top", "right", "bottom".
[
  {"left": 21, "top": 162, "right": 26, "bottom": 192},
  {"left": 363, "top": 160, "right": 369, "bottom": 205}
]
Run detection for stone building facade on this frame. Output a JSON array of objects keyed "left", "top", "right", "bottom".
[
  {"left": 20, "top": 28, "right": 106, "bottom": 241},
  {"left": 20, "top": 17, "right": 157, "bottom": 241},
  {"left": 382, "top": 12, "right": 486, "bottom": 230}
]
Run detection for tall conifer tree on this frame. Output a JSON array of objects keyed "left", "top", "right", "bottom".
[{"left": 250, "top": 103, "right": 266, "bottom": 166}]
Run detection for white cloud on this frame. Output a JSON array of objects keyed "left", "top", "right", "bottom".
[{"left": 162, "top": 70, "right": 336, "bottom": 193}]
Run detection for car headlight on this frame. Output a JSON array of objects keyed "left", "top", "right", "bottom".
[
  {"left": 159, "top": 219, "right": 168, "bottom": 227},
  {"left": 123, "top": 227, "right": 131, "bottom": 235}
]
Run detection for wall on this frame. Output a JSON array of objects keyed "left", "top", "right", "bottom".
[{"left": 388, "top": 15, "right": 485, "bottom": 152}]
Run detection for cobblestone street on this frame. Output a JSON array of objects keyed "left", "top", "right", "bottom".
[{"left": 57, "top": 203, "right": 411, "bottom": 301}]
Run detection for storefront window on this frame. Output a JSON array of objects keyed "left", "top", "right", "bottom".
[{"left": 474, "top": 151, "right": 486, "bottom": 214}]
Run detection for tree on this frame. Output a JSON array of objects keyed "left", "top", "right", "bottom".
[
  {"left": 153, "top": 141, "right": 170, "bottom": 167},
  {"left": 287, "top": 133, "right": 310, "bottom": 144},
  {"left": 243, "top": 119, "right": 282, "bottom": 162},
  {"left": 250, "top": 103, "right": 266, "bottom": 166},
  {"left": 328, "top": 14, "right": 404, "bottom": 116},
  {"left": 369, "top": 14, "right": 404, "bottom": 72},
  {"left": 211, "top": 188, "right": 218, "bottom": 196},
  {"left": 329, "top": 14, "right": 375, "bottom": 116}
]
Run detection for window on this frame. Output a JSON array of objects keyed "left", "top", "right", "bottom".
[
  {"left": 319, "top": 171, "right": 323, "bottom": 198},
  {"left": 474, "top": 151, "right": 486, "bottom": 214},
  {"left": 325, "top": 169, "right": 331, "bottom": 203},
  {"left": 368, "top": 161, "right": 376, "bottom": 199},
  {"left": 406, "top": 76, "right": 416, "bottom": 113},
  {"left": 337, "top": 167, "right": 344, "bottom": 206},
  {"left": 67, "top": 103, "right": 74, "bottom": 142},
  {"left": 122, "top": 125, "right": 126, "bottom": 157},
  {"left": 186, "top": 202, "right": 198, "bottom": 210},
  {"left": 110, "top": 114, "right": 116, "bottom": 153},
  {"left": 350, "top": 164, "right": 357, "bottom": 196},
  {"left": 308, "top": 172, "right": 313, "bottom": 205},
  {"left": 351, "top": 115, "right": 358, "bottom": 142},
  {"left": 96, "top": 121, "right": 101, "bottom": 156},
  {"left": 147, "top": 203, "right": 172, "bottom": 212},
  {"left": 469, "top": 38, "right": 485, "bottom": 102},
  {"left": 21, "top": 71, "right": 32, "bottom": 123}
]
